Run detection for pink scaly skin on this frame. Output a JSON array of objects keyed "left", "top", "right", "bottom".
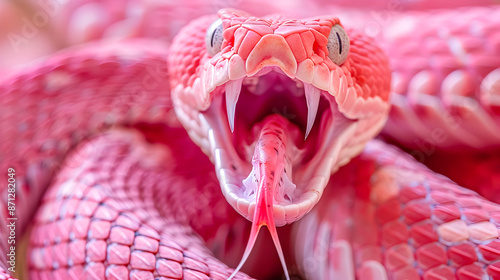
[
  {"left": 1, "top": 6, "right": 500, "bottom": 280},
  {"left": 293, "top": 140, "right": 500, "bottom": 280},
  {"left": 375, "top": 6, "right": 500, "bottom": 207},
  {"left": 0, "top": 41, "right": 259, "bottom": 279},
  {"left": 380, "top": 6, "right": 500, "bottom": 150},
  {"left": 27, "top": 128, "right": 257, "bottom": 280}
]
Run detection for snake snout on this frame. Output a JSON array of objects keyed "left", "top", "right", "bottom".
[{"left": 245, "top": 34, "right": 297, "bottom": 78}]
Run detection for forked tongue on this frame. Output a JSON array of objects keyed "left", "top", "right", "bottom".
[{"left": 228, "top": 115, "right": 292, "bottom": 280}]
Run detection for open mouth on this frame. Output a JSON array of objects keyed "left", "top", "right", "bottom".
[{"left": 200, "top": 66, "right": 359, "bottom": 226}]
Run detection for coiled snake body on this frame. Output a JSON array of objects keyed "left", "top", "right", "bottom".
[{"left": 1, "top": 1, "right": 500, "bottom": 279}]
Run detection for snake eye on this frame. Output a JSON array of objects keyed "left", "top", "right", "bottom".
[
  {"left": 205, "top": 19, "right": 224, "bottom": 57},
  {"left": 327, "top": 24, "right": 350, "bottom": 65}
]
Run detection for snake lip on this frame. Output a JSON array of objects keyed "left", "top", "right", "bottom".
[{"left": 199, "top": 66, "right": 358, "bottom": 226}]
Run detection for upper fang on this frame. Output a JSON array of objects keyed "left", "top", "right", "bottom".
[
  {"left": 304, "top": 83, "right": 321, "bottom": 139},
  {"left": 225, "top": 78, "right": 244, "bottom": 132}
]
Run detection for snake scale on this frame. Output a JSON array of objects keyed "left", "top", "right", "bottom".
[{"left": 1, "top": 0, "right": 500, "bottom": 279}]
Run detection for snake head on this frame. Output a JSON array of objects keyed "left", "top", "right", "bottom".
[{"left": 169, "top": 9, "right": 391, "bottom": 278}]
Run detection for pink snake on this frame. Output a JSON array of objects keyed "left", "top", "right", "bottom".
[{"left": 1, "top": 1, "right": 500, "bottom": 279}]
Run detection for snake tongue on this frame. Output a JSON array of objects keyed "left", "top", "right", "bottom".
[{"left": 229, "top": 115, "right": 291, "bottom": 280}]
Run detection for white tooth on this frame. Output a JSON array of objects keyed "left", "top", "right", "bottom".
[
  {"left": 243, "top": 77, "right": 258, "bottom": 94},
  {"left": 304, "top": 83, "right": 321, "bottom": 139},
  {"left": 225, "top": 78, "right": 244, "bottom": 132}
]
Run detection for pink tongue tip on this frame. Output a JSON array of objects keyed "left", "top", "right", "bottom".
[{"left": 228, "top": 116, "right": 291, "bottom": 280}]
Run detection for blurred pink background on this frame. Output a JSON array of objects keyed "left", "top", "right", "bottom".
[{"left": 1, "top": 0, "right": 498, "bottom": 74}]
